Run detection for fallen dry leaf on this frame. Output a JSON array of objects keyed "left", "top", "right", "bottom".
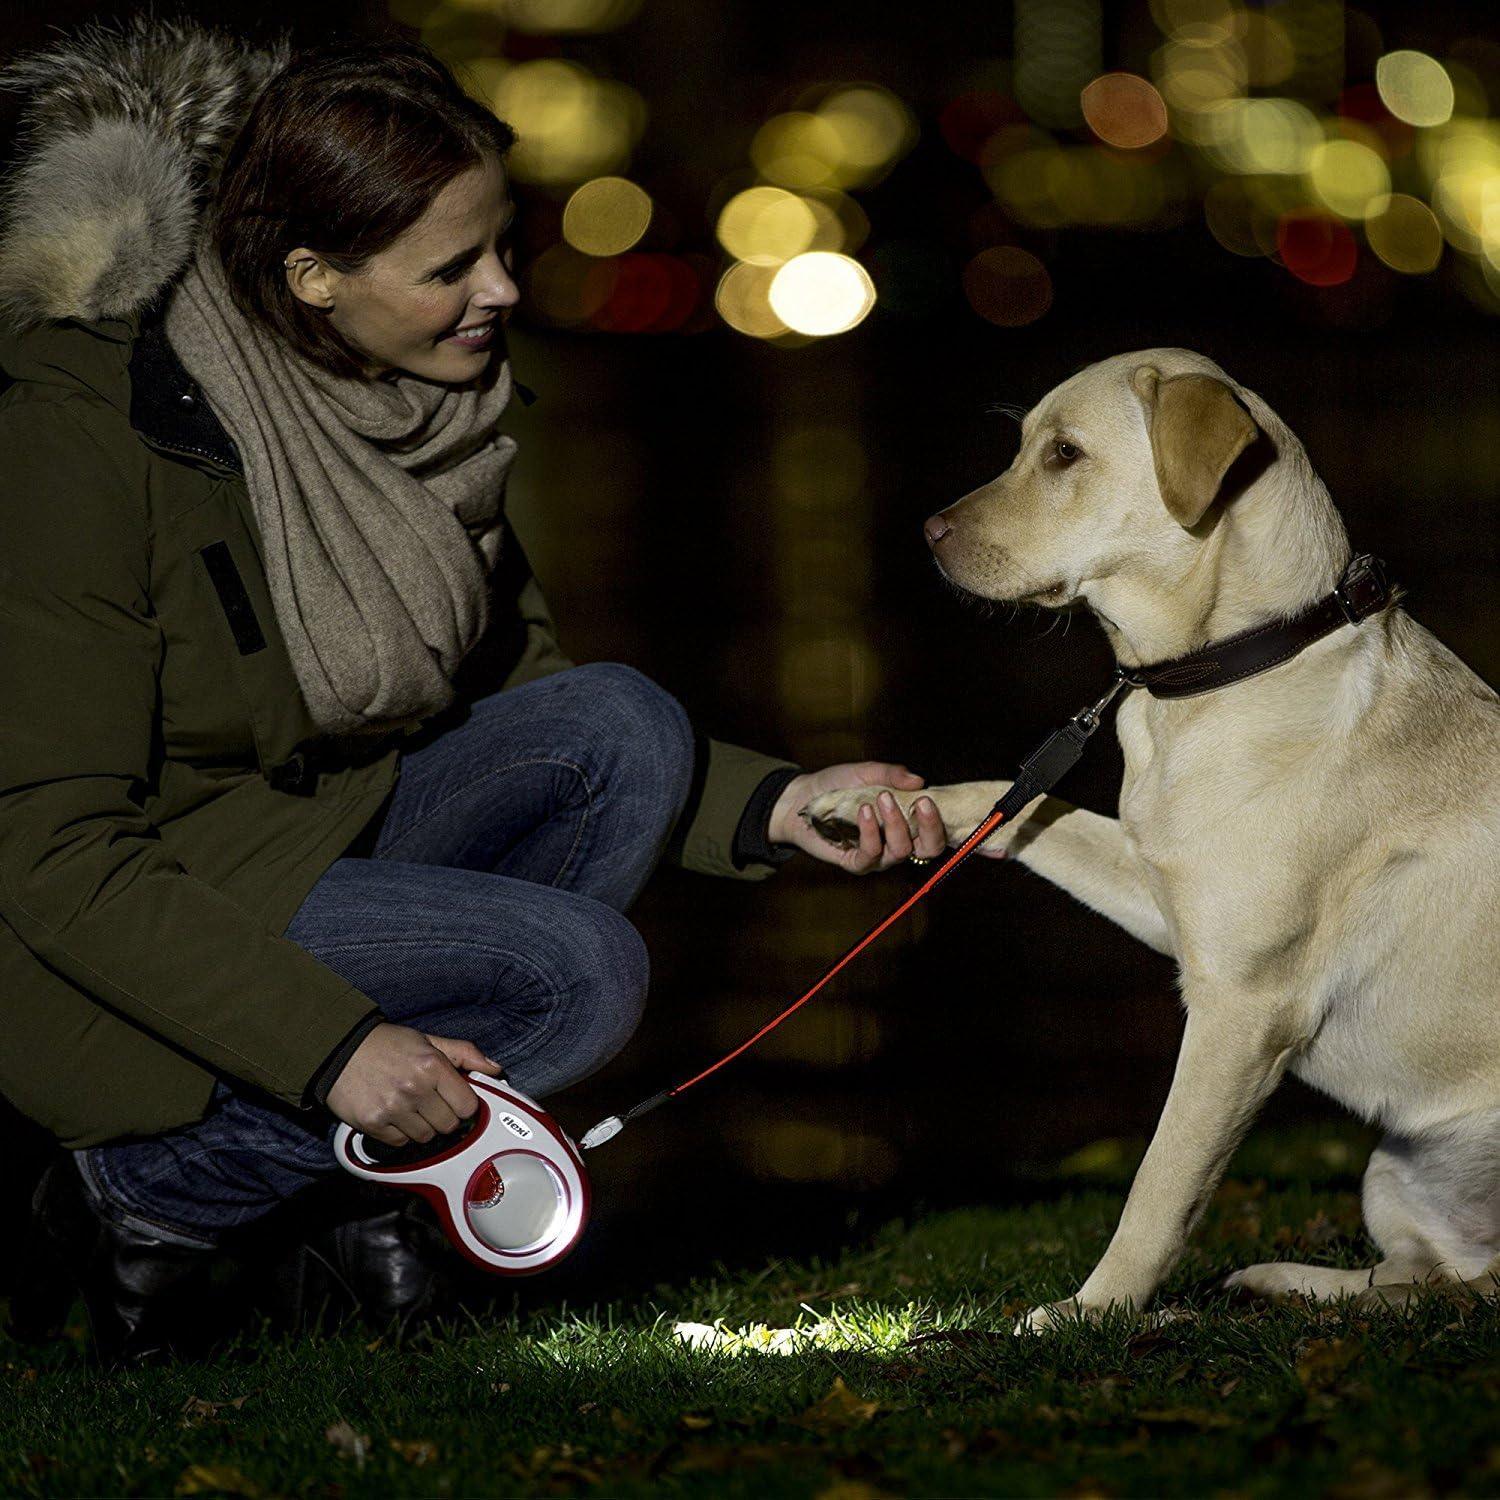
[
  {"left": 175, "top": 1463, "right": 261, "bottom": 1496},
  {"left": 180, "top": 1393, "right": 250, "bottom": 1428},
  {"left": 795, "top": 1376, "right": 882, "bottom": 1432},
  {"left": 1296, "top": 1337, "right": 1361, "bottom": 1391},
  {"left": 390, "top": 1438, "right": 439, "bottom": 1466}
]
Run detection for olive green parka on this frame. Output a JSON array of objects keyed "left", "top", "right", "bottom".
[{"left": 0, "top": 21, "right": 796, "bottom": 1149}]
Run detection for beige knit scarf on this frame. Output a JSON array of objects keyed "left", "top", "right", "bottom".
[{"left": 162, "top": 242, "right": 519, "bottom": 740}]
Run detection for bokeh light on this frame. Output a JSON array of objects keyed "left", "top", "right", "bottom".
[
  {"left": 561, "top": 176, "right": 652, "bottom": 256},
  {"left": 1080, "top": 73, "right": 1169, "bottom": 149},
  {"left": 716, "top": 187, "right": 820, "bottom": 266},
  {"left": 1307, "top": 138, "right": 1390, "bottom": 220},
  {"left": 504, "top": 0, "right": 644, "bottom": 31},
  {"left": 489, "top": 58, "right": 647, "bottom": 184},
  {"left": 767, "top": 253, "right": 877, "bottom": 336},
  {"left": 750, "top": 112, "right": 844, "bottom": 191},
  {"left": 750, "top": 88, "right": 918, "bottom": 192},
  {"left": 714, "top": 261, "right": 788, "bottom": 339},
  {"left": 588, "top": 253, "right": 702, "bottom": 333},
  {"left": 523, "top": 242, "right": 616, "bottom": 325},
  {"left": 816, "top": 85, "right": 919, "bottom": 186},
  {"left": 1015, "top": 0, "right": 1103, "bottom": 130},
  {"left": 1375, "top": 50, "right": 1456, "bottom": 128},
  {"left": 962, "top": 247, "right": 1053, "bottom": 325},
  {"left": 1277, "top": 211, "right": 1358, "bottom": 286},
  {"left": 1200, "top": 97, "right": 1322, "bottom": 174},
  {"left": 1365, "top": 194, "right": 1444, "bottom": 274},
  {"left": 1203, "top": 177, "right": 1268, "bottom": 256}
]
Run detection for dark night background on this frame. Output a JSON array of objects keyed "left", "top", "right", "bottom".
[{"left": 1, "top": 0, "right": 1495, "bottom": 1311}]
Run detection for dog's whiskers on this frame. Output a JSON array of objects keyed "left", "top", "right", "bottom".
[{"left": 984, "top": 400, "right": 1029, "bottom": 425}]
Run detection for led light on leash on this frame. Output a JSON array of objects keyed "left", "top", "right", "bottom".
[{"left": 334, "top": 670, "right": 1134, "bottom": 1274}]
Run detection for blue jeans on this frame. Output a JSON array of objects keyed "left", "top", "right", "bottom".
[{"left": 76, "top": 663, "right": 695, "bottom": 1247}]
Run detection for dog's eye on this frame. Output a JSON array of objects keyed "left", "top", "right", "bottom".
[{"left": 1049, "top": 439, "right": 1082, "bottom": 466}]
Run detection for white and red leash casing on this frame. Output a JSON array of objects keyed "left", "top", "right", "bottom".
[{"left": 334, "top": 1073, "right": 590, "bottom": 1276}]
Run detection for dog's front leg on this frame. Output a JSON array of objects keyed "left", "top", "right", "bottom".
[
  {"left": 803, "top": 783, "right": 1172, "bottom": 955},
  {"left": 1018, "top": 997, "right": 1301, "bottom": 1334}
]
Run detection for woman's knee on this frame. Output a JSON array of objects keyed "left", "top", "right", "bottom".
[
  {"left": 489, "top": 896, "right": 650, "bottom": 1093},
  {"left": 574, "top": 901, "right": 650, "bottom": 1065},
  {"left": 569, "top": 662, "right": 694, "bottom": 816}
]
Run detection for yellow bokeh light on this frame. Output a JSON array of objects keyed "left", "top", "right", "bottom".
[
  {"left": 1202, "top": 97, "right": 1322, "bottom": 175},
  {"left": 714, "top": 261, "right": 787, "bottom": 339},
  {"left": 1237, "top": 10, "right": 1296, "bottom": 87},
  {"left": 768, "top": 252, "right": 876, "bottom": 336},
  {"left": 816, "top": 84, "right": 918, "bottom": 183},
  {"left": 1154, "top": 36, "right": 1248, "bottom": 113},
  {"left": 750, "top": 112, "right": 844, "bottom": 190},
  {"left": 505, "top": 0, "right": 643, "bottom": 31},
  {"left": 1149, "top": 0, "right": 1236, "bottom": 43},
  {"left": 561, "top": 176, "right": 652, "bottom": 256},
  {"left": 1203, "top": 177, "right": 1270, "bottom": 256},
  {"left": 1365, "top": 194, "right": 1443, "bottom": 274},
  {"left": 1416, "top": 119, "right": 1500, "bottom": 256},
  {"left": 1375, "top": 50, "right": 1456, "bottom": 128},
  {"left": 716, "top": 187, "right": 819, "bottom": 266},
  {"left": 490, "top": 59, "right": 646, "bottom": 185},
  {"left": 1307, "top": 138, "right": 1390, "bottom": 220}
]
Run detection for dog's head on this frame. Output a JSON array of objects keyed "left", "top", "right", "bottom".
[{"left": 925, "top": 348, "right": 1276, "bottom": 623}]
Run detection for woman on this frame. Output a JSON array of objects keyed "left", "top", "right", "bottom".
[{"left": 0, "top": 17, "right": 949, "bottom": 1362}]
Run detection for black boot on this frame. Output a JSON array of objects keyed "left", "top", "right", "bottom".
[
  {"left": 252, "top": 1182, "right": 455, "bottom": 1335},
  {"left": 10, "top": 1156, "right": 220, "bottom": 1366}
]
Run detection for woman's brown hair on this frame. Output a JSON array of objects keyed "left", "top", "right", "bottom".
[{"left": 207, "top": 36, "right": 517, "bottom": 381}]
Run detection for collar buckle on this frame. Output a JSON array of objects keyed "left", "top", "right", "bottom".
[{"left": 1334, "top": 553, "right": 1391, "bottom": 626}]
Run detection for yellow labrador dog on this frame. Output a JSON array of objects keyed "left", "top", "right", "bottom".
[{"left": 805, "top": 348, "right": 1500, "bottom": 1333}]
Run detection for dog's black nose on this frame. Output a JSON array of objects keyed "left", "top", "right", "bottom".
[{"left": 924, "top": 515, "right": 952, "bottom": 547}]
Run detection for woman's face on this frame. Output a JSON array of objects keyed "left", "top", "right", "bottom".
[{"left": 285, "top": 153, "right": 520, "bottom": 384}]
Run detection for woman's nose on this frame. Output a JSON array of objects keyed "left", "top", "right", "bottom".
[{"left": 924, "top": 514, "right": 952, "bottom": 547}]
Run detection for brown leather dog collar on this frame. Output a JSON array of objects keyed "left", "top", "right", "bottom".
[{"left": 1121, "top": 553, "right": 1396, "bottom": 700}]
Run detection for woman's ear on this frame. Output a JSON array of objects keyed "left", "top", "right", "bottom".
[{"left": 1131, "top": 365, "right": 1259, "bottom": 527}]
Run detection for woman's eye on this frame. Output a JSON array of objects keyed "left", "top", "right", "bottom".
[{"left": 438, "top": 234, "right": 515, "bottom": 285}]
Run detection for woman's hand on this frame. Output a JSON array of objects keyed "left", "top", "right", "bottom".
[
  {"left": 325, "top": 1022, "right": 504, "bottom": 1147},
  {"left": 769, "top": 762, "right": 947, "bottom": 874}
]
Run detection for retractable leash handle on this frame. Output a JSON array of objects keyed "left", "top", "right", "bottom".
[
  {"left": 334, "top": 1073, "right": 590, "bottom": 1276},
  {"left": 579, "top": 668, "right": 1136, "bottom": 1152}
]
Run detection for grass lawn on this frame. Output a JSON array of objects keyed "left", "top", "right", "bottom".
[{"left": 3, "top": 1124, "right": 1497, "bottom": 1498}]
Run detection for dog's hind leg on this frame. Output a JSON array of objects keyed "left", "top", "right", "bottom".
[{"left": 1224, "top": 1116, "right": 1500, "bottom": 1306}]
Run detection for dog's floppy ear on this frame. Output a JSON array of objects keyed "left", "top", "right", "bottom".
[{"left": 1131, "top": 366, "right": 1259, "bottom": 527}]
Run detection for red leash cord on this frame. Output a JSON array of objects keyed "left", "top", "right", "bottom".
[
  {"left": 577, "top": 669, "right": 1135, "bottom": 1151},
  {"left": 670, "top": 802, "right": 1010, "bottom": 1097}
]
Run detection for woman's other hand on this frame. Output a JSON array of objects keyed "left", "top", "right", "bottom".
[
  {"left": 768, "top": 763, "right": 947, "bottom": 874},
  {"left": 325, "top": 1022, "right": 504, "bottom": 1147}
]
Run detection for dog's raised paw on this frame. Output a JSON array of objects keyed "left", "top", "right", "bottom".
[{"left": 800, "top": 788, "right": 907, "bottom": 849}]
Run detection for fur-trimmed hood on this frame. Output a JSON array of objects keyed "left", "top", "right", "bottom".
[{"left": 0, "top": 13, "right": 287, "bottom": 338}]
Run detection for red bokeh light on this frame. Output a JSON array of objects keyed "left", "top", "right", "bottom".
[
  {"left": 1276, "top": 212, "right": 1358, "bottom": 287},
  {"left": 588, "top": 253, "right": 702, "bottom": 334}
]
